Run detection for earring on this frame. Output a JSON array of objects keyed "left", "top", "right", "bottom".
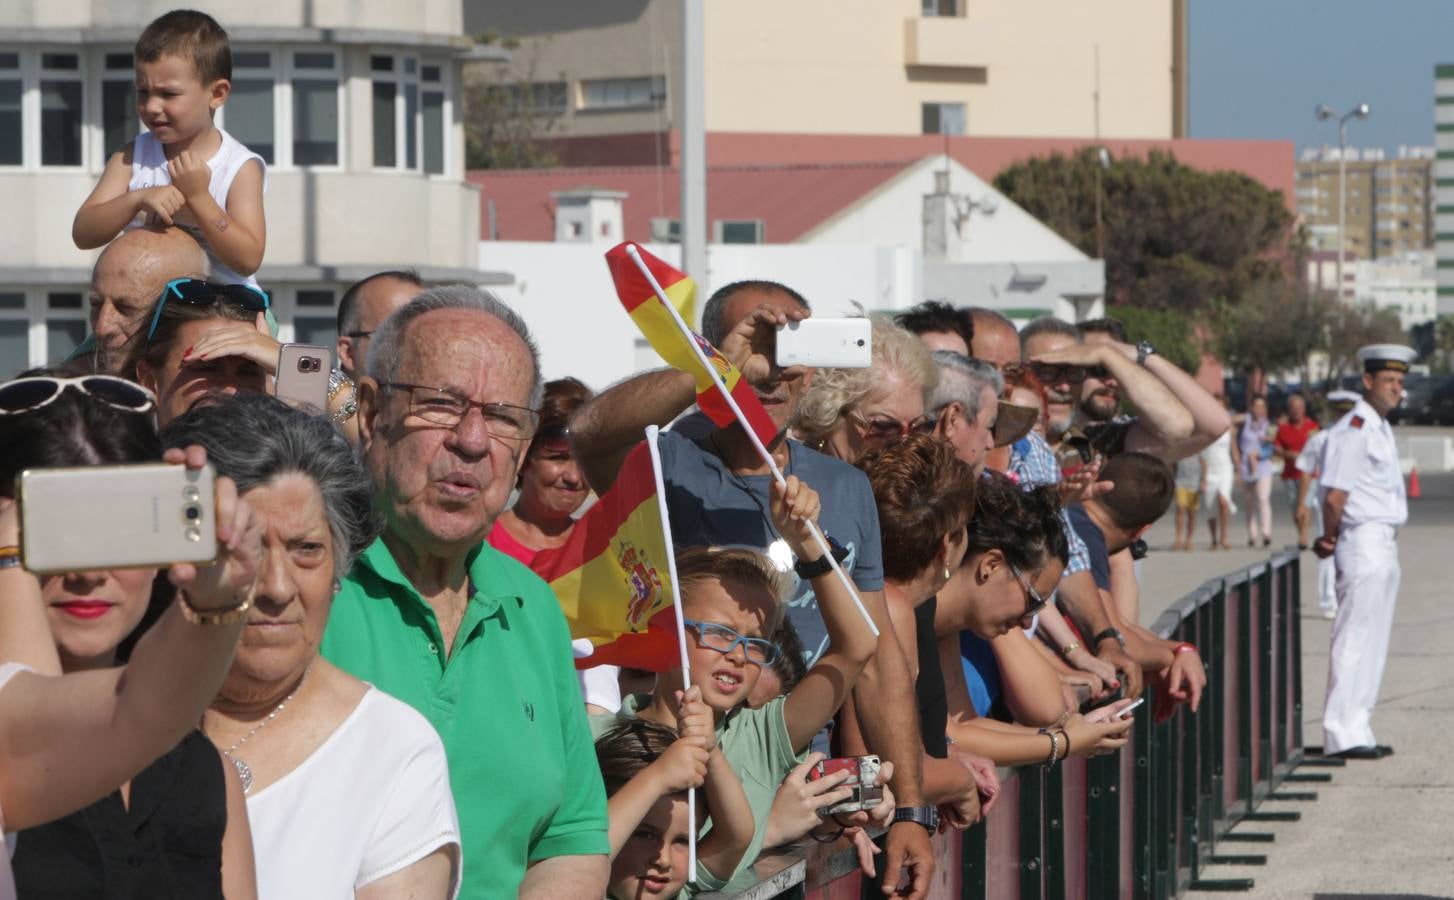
[
  {"left": 332, "top": 580, "right": 341, "bottom": 595},
  {"left": 943, "top": 566, "right": 952, "bottom": 581}
]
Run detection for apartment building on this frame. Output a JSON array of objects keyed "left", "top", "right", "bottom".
[
  {"left": 464, "top": 0, "right": 1188, "bottom": 162},
  {"left": 1296, "top": 146, "right": 1434, "bottom": 263},
  {"left": 1437, "top": 64, "right": 1454, "bottom": 314},
  {"left": 1, "top": 0, "right": 503, "bottom": 376}
]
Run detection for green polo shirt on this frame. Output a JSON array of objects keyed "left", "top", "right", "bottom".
[{"left": 321, "top": 538, "right": 608, "bottom": 900}]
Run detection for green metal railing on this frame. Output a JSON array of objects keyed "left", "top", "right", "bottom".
[{"left": 700, "top": 548, "right": 1311, "bottom": 900}]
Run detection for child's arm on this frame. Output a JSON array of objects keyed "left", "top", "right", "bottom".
[
  {"left": 773, "top": 477, "right": 879, "bottom": 753},
  {"left": 603, "top": 737, "right": 707, "bottom": 859},
  {"left": 73, "top": 146, "right": 186, "bottom": 248},
  {"left": 677, "top": 688, "right": 754, "bottom": 879},
  {"left": 169, "top": 152, "right": 267, "bottom": 276}
]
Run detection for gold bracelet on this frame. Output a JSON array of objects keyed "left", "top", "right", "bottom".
[
  {"left": 177, "top": 590, "right": 252, "bottom": 626},
  {"left": 1061, "top": 640, "right": 1082, "bottom": 657}
]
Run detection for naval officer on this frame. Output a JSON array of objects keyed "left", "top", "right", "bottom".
[{"left": 1313, "top": 343, "right": 1416, "bottom": 760}]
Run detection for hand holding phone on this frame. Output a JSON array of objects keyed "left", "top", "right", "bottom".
[
  {"left": 776, "top": 319, "right": 872, "bottom": 369},
  {"left": 274, "top": 343, "right": 332, "bottom": 412},
  {"left": 1116, "top": 696, "right": 1146, "bottom": 719},
  {"left": 806, "top": 755, "right": 884, "bottom": 818}
]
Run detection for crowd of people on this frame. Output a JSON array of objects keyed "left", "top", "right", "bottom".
[{"left": 9, "top": 8, "right": 1396, "bottom": 900}]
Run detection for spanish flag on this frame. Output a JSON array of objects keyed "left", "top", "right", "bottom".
[
  {"left": 531, "top": 427, "right": 683, "bottom": 672},
  {"left": 605, "top": 242, "right": 778, "bottom": 448}
]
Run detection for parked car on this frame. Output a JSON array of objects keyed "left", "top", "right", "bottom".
[{"left": 1392, "top": 374, "right": 1454, "bottom": 425}]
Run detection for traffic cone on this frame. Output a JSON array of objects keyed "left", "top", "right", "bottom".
[{"left": 1409, "top": 466, "right": 1421, "bottom": 500}]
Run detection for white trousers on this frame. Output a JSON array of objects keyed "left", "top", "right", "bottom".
[
  {"left": 1317, "top": 556, "right": 1337, "bottom": 614},
  {"left": 1322, "top": 523, "right": 1401, "bottom": 754}
]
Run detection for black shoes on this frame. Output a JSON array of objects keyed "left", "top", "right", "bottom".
[{"left": 1327, "top": 745, "right": 1395, "bottom": 760}]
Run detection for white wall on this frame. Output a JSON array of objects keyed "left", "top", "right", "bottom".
[{"left": 481, "top": 239, "right": 1102, "bottom": 391}]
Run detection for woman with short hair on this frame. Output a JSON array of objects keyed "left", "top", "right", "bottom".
[{"left": 163, "top": 394, "right": 461, "bottom": 900}]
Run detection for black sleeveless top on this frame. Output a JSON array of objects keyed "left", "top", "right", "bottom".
[
  {"left": 12, "top": 730, "right": 228, "bottom": 899},
  {"left": 915, "top": 596, "right": 949, "bottom": 759}
]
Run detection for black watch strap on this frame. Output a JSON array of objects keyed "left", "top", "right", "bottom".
[
  {"left": 793, "top": 535, "right": 847, "bottom": 580},
  {"left": 892, "top": 805, "right": 940, "bottom": 832},
  {"left": 1093, "top": 627, "right": 1125, "bottom": 649}
]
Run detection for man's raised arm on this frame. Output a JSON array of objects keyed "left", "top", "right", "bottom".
[{"left": 570, "top": 369, "right": 697, "bottom": 493}]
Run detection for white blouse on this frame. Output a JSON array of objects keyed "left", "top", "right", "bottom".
[{"left": 246, "top": 686, "right": 461, "bottom": 899}]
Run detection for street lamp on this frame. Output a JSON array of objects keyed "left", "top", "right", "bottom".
[{"left": 1315, "top": 103, "right": 1371, "bottom": 302}]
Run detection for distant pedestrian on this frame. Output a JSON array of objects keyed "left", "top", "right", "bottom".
[
  {"left": 1172, "top": 455, "right": 1204, "bottom": 551},
  {"left": 1296, "top": 390, "right": 1360, "bottom": 619},
  {"left": 1275, "top": 394, "right": 1319, "bottom": 549},
  {"left": 1199, "top": 404, "right": 1237, "bottom": 550},
  {"left": 1238, "top": 395, "right": 1275, "bottom": 547},
  {"left": 1314, "top": 344, "right": 1416, "bottom": 760}
]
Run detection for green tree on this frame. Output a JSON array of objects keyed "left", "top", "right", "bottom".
[
  {"left": 1213, "top": 281, "right": 1328, "bottom": 384},
  {"left": 1103, "top": 306, "right": 1201, "bottom": 373},
  {"left": 994, "top": 149, "right": 1295, "bottom": 314},
  {"left": 462, "top": 34, "right": 561, "bottom": 170}
]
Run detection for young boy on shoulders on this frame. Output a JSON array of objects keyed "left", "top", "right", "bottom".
[{"left": 73, "top": 10, "right": 266, "bottom": 287}]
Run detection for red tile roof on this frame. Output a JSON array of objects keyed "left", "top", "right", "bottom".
[{"left": 468, "top": 160, "right": 912, "bottom": 243}]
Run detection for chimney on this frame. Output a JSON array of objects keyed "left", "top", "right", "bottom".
[
  {"left": 923, "top": 167, "right": 953, "bottom": 259},
  {"left": 551, "top": 187, "right": 628, "bottom": 243}
]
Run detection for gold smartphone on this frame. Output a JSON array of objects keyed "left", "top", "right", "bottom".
[
  {"left": 275, "top": 343, "right": 332, "bottom": 413},
  {"left": 18, "top": 463, "right": 217, "bottom": 574}
]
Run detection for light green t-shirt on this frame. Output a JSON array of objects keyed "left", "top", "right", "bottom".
[
  {"left": 591, "top": 693, "right": 806, "bottom": 893},
  {"left": 322, "top": 538, "right": 609, "bottom": 900}
]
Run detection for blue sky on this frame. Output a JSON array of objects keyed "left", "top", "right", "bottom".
[{"left": 1190, "top": 0, "right": 1454, "bottom": 153}]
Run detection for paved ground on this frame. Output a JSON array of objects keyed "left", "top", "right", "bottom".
[{"left": 1134, "top": 469, "right": 1454, "bottom": 898}]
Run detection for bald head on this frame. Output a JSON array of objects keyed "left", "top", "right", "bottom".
[
  {"left": 967, "top": 307, "right": 1019, "bottom": 374},
  {"left": 90, "top": 228, "right": 209, "bottom": 368}
]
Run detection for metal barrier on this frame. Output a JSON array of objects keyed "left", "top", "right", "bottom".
[{"left": 700, "top": 548, "right": 1310, "bottom": 900}]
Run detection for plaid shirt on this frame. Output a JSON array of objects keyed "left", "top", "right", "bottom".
[{"left": 1008, "top": 432, "right": 1091, "bottom": 575}]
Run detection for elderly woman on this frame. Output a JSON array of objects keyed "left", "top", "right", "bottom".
[
  {"left": 0, "top": 370, "right": 255, "bottom": 898},
  {"left": 0, "top": 372, "right": 259, "bottom": 898},
  {"left": 126, "top": 278, "right": 355, "bottom": 430},
  {"left": 790, "top": 316, "right": 939, "bottom": 462},
  {"left": 162, "top": 395, "right": 460, "bottom": 900}
]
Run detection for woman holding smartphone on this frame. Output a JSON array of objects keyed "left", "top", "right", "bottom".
[{"left": 0, "top": 369, "right": 262, "bottom": 898}]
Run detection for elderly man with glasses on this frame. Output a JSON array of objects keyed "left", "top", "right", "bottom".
[{"left": 320, "top": 286, "right": 609, "bottom": 899}]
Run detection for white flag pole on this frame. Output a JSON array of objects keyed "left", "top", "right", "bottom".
[
  {"left": 645, "top": 424, "right": 697, "bottom": 879},
  {"left": 624, "top": 244, "right": 879, "bottom": 639}
]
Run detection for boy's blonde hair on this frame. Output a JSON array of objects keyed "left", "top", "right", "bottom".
[
  {"left": 136, "top": 9, "right": 232, "bottom": 85},
  {"left": 676, "top": 546, "right": 790, "bottom": 635}
]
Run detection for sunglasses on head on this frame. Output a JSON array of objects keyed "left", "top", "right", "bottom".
[
  {"left": 145, "top": 278, "right": 270, "bottom": 346},
  {"left": 0, "top": 375, "right": 156, "bottom": 416}
]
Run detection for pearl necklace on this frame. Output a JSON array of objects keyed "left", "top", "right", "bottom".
[{"left": 209, "top": 663, "right": 312, "bottom": 794}]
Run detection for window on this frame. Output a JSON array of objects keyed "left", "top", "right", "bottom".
[
  {"left": 650, "top": 217, "right": 681, "bottom": 243},
  {"left": 0, "top": 292, "right": 25, "bottom": 378},
  {"left": 0, "top": 53, "right": 19, "bottom": 165},
  {"left": 45, "top": 292, "right": 87, "bottom": 364},
  {"left": 579, "top": 76, "right": 665, "bottom": 111},
  {"left": 922, "top": 0, "right": 961, "bottom": 15},
  {"left": 922, "top": 102, "right": 966, "bottom": 136},
  {"left": 291, "top": 50, "right": 340, "bottom": 166},
  {"left": 292, "top": 289, "right": 338, "bottom": 347},
  {"left": 40, "top": 52, "right": 83, "bottom": 166},
  {"left": 372, "top": 52, "right": 448, "bottom": 172},
  {"left": 100, "top": 52, "right": 138, "bottom": 160},
  {"left": 226, "top": 50, "right": 275, "bottom": 163},
  {"left": 714, "top": 219, "right": 765, "bottom": 244}
]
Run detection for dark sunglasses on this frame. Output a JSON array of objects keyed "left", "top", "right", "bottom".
[
  {"left": 1026, "top": 362, "right": 1109, "bottom": 384},
  {"left": 145, "top": 278, "right": 270, "bottom": 345},
  {"left": 848, "top": 410, "right": 936, "bottom": 441},
  {"left": 1010, "top": 562, "right": 1056, "bottom": 626},
  {"left": 0, "top": 375, "right": 156, "bottom": 416}
]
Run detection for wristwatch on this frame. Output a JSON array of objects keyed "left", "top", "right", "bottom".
[
  {"left": 1136, "top": 341, "right": 1157, "bottom": 366},
  {"left": 892, "top": 805, "right": 940, "bottom": 832},
  {"left": 792, "top": 535, "right": 847, "bottom": 580},
  {"left": 1093, "top": 627, "right": 1127, "bottom": 651}
]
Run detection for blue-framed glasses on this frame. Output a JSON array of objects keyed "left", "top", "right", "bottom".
[
  {"left": 681, "top": 619, "right": 781, "bottom": 666},
  {"left": 1010, "top": 563, "right": 1056, "bottom": 626},
  {"left": 144, "top": 278, "right": 270, "bottom": 345}
]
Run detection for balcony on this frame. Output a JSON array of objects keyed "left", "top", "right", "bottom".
[{"left": 903, "top": 16, "right": 989, "bottom": 73}]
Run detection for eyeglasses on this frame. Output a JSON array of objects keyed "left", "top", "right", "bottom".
[
  {"left": 681, "top": 619, "right": 781, "bottom": 666},
  {"left": 344, "top": 331, "right": 374, "bottom": 340},
  {"left": 381, "top": 382, "right": 540, "bottom": 441},
  {"left": 1010, "top": 562, "right": 1056, "bottom": 626},
  {"left": 0, "top": 375, "right": 156, "bottom": 416},
  {"left": 145, "top": 278, "right": 271, "bottom": 345},
  {"left": 847, "top": 409, "right": 936, "bottom": 441}
]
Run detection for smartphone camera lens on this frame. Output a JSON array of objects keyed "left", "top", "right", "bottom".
[
  {"left": 185, "top": 504, "right": 201, "bottom": 521},
  {"left": 298, "top": 356, "right": 321, "bottom": 373},
  {"left": 855, "top": 339, "right": 866, "bottom": 347}
]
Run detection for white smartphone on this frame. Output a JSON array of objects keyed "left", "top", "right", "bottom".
[
  {"left": 275, "top": 343, "right": 332, "bottom": 412},
  {"left": 1117, "top": 697, "right": 1147, "bottom": 719},
  {"left": 776, "top": 318, "right": 872, "bottom": 369},
  {"left": 18, "top": 463, "right": 217, "bottom": 574}
]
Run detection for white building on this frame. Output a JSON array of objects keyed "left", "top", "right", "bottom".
[
  {"left": 478, "top": 154, "right": 1103, "bottom": 388},
  {"left": 1352, "top": 252, "right": 1437, "bottom": 331},
  {"left": 1, "top": 1, "right": 506, "bottom": 376},
  {"left": 1437, "top": 63, "right": 1454, "bottom": 316}
]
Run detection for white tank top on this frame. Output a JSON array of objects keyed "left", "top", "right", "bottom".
[{"left": 126, "top": 127, "right": 267, "bottom": 288}]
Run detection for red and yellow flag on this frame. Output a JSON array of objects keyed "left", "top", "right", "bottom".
[
  {"left": 605, "top": 242, "right": 778, "bottom": 448},
  {"left": 531, "top": 430, "right": 681, "bottom": 672}
]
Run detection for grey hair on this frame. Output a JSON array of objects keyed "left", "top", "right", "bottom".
[
  {"left": 791, "top": 314, "right": 939, "bottom": 444},
  {"left": 160, "top": 395, "right": 382, "bottom": 582},
  {"left": 931, "top": 351, "right": 1003, "bottom": 421},
  {"left": 1018, "top": 316, "right": 1080, "bottom": 358},
  {"left": 366, "top": 284, "right": 545, "bottom": 410}
]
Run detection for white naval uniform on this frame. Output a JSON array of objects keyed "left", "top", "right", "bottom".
[
  {"left": 1295, "top": 429, "right": 1337, "bottom": 616},
  {"left": 1318, "top": 398, "right": 1406, "bottom": 754}
]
